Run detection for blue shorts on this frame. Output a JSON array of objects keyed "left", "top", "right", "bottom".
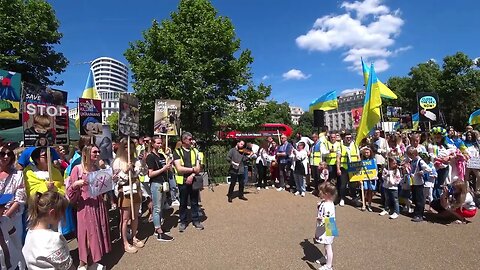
[{"left": 363, "top": 180, "right": 377, "bottom": 191}]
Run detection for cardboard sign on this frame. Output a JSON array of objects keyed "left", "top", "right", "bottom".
[
  {"left": 386, "top": 106, "right": 402, "bottom": 122},
  {"left": 347, "top": 159, "right": 377, "bottom": 182},
  {"left": 118, "top": 93, "right": 139, "bottom": 137},
  {"left": 87, "top": 167, "right": 114, "bottom": 197},
  {"left": 467, "top": 156, "right": 480, "bottom": 169},
  {"left": 154, "top": 99, "right": 181, "bottom": 135},
  {"left": 22, "top": 83, "right": 69, "bottom": 147},
  {"left": 0, "top": 69, "right": 21, "bottom": 120},
  {"left": 417, "top": 92, "right": 440, "bottom": 123},
  {"left": 96, "top": 125, "right": 113, "bottom": 163},
  {"left": 79, "top": 98, "right": 103, "bottom": 136},
  {"left": 351, "top": 107, "right": 363, "bottom": 129}
]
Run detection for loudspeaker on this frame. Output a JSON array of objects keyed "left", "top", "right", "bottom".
[
  {"left": 313, "top": 110, "right": 325, "bottom": 127},
  {"left": 201, "top": 111, "right": 213, "bottom": 132}
]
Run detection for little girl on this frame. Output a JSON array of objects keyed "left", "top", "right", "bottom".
[
  {"left": 361, "top": 147, "right": 377, "bottom": 212},
  {"left": 22, "top": 191, "right": 72, "bottom": 270},
  {"left": 420, "top": 153, "right": 437, "bottom": 211},
  {"left": 314, "top": 182, "right": 337, "bottom": 270},
  {"left": 319, "top": 161, "right": 329, "bottom": 183},
  {"left": 380, "top": 158, "right": 402, "bottom": 219}
]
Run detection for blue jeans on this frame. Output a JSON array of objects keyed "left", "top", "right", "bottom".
[
  {"left": 294, "top": 173, "right": 306, "bottom": 193},
  {"left": 150, "top": 182, "right": 166, "bottom": 229},
  {"left": 168, "top": 174, "right": 178, "bottom": 201},
  {"left": 434, "top": 167, "right": 448, "bottom": 199},
  {"left": 178, "top": 184, "right": 200, "bottom": 224},
  {"left": 412, "top": 185, "right": 425, "bottom": 218},
  {"left": 384, "top": 189, "right": 400, "bottom": 214}
]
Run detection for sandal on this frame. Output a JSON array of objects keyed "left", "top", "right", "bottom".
[
  {"left": 133, "top": 238, "right": 145, "bottom": 248},
  {"left": 124, "top": 244, "right": 138, "bottom": 254}
]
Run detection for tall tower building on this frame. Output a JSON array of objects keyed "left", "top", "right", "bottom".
[{"left": 90, "top": 57, "right": 129, "bottom": 123}]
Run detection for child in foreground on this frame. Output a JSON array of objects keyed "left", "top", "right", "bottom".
[
  {"left": 314, "top": 182, "right": 337, "bottom": 270},
  {"left": 380, "top": 158, "right": 402, "bottom": 219},
  {"left": 22, "top": 191, "right": 73, "bottom": 270}
]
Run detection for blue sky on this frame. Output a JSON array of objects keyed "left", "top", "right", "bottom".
[{"left": 48, "top": 0, "right": 480, "bottom": 110}]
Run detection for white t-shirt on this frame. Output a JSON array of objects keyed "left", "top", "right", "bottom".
[
  {"left": 462, "top": 193, "right": 476, "bottom": 211},
  {"left": 0, "top": 216, "right": 23, "bottom": 270},
  {"left": 22, "top": 229, "right": 72, "bottom": 270}
]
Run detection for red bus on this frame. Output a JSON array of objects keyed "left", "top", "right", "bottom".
[{"left": 222, "top": 123, "right": 293, "bottom": 139}]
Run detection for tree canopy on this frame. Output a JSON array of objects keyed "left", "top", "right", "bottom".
[
  {"left": 0, "top": 0, "right": 68, "bottom": 86},
  {"left": 125, "top": 0, "right": 270, "bottom": 135}
]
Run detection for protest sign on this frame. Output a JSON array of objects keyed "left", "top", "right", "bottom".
[
  {"left": 467, "top": 156, "right": 480, "bottom": 169},
  {"left": 22, "top": 83, "right": 69, "bottom": 147},
  {"left": 0, "top": 69, "right": 21, "bottom": 120},
  {"left": 154, "top": 99, "right": 181, "bottom": 135},
  {"left": 118, "top": 93, "right": 139, "bottom": 137},
  {"left": 347, "top": 159, "right": 377, "bottom": 182},
  {"left": 96, "top": 125, "right": 113, "bottom": 163},
  {"left": 417, "top": 92, "right": 440, "bottom": 123},
  {"left": 79, "top": 98, "right": 103, "bottom": 136},
  {"left": 87, "top": 167, "right": 114, "bottom": 198},
  {"left": 351, "top": 107, "right": 363, "bottom": 129}
]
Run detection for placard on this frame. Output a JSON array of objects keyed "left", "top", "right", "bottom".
[
  {"left": 87, "top": 167, "right": 114, "bottom": 197},
  {"left": 0, "top": 69, "right": 21, "bottom": 120},
  {"left": 154, "top": 99, "right": 181, "bottom": 135},
  {"left": 96, "top": 125, "right": 113, "bottom": 163},
  {"left": 386, "top": 106, "right": 402, "bottom": 122},
  {"left": 118, "top": 93, "right": 139, "bottom": 137},
  {"left": 79, "top": 98, "right": 103, "bottom": 136},
  {"left": 467, "top": 156, "right": 480, "bottom": 169},
  {"left": 417, "top": 92, "right": 440, "bottom": 123},
  {"left": 22, "top": 83, "right": 69, "bottom": 147},
  {"left": 347, "top": 159, "right": 377, "bottom": 182},
  {"left": 351, "top": 107, "right": 363, "bottom": 129}
]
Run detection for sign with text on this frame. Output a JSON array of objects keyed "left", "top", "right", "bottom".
[
  {"left": 22, "top": 83, "right": 69, "bottom": 146},
  {"left": 347, "top": 159, "right": 377, "bottom": 182},
  {"left": 467, "top": 156, "right": 480, "bottom": 169},
  {"left": 386, "top": 106, "right": 402, "bottom": 122},
  {"left": 87, "top": 167, "right": 114, "bottom": 197},
  {"left": 154, "top": 99, "right": 181, "bottom": 135},
  {"left": 0, "top": 69, "right": 21, "bottom": 120},
  {"left": 79, "top": 98, "right": 103, "bottom": 136},
  {"left": 118, "top": 93, "right": 139, "bottom": 137},
  {"left": 417, "top": 92, "right": 440, "bottom": 123}
]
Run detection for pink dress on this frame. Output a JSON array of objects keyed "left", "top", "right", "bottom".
[{"left": 67, "top": 165, "right": 111, "bottom": 264}]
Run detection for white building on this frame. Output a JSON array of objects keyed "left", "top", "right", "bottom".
[
  {"left": 289, "top": 106, "right": 305, "bottom": 125},
  {"left": 91, "top": 57, "right": 129, "bottom": 123},
  {"left": 324, "top": 90, "right": 365, "bottom": 132}
]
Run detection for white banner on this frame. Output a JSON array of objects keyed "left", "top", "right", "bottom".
[
  {"left": 87, "top": 167, "right": 114, "bottom": 198},
  {"left": 467, "top": 156, "right": 480, "bottom": 169}
]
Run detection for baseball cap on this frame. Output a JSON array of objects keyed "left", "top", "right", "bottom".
[{"left": 0, "top": 194, "right": 13, "bottom": 205}]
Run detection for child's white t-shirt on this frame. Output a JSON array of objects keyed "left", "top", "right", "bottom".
[
  {"left": 0, "top": 216, "right": 23, "bottom": 270},
  {"left": 22, "top": 229, "right": 72, "bottom": 270}
]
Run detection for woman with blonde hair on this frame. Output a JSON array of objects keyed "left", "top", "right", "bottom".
[
  {"left": 112, "top": 138, "right": 144, "bottom": 253},
  {"left": 67, "top": 144, "right": 111, "bottom": 270}
]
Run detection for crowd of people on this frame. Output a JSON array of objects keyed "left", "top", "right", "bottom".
[{"left": 0, "top": 131, "right": 204, "bottom": 270}]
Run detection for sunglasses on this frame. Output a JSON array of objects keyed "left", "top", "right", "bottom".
[{"left": 0, "top": 151, "right": 14, "bottom": 157}]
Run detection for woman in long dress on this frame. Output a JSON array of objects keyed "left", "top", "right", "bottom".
[{"left": 67, "top": 144, "right": 111, "bottom": 270}]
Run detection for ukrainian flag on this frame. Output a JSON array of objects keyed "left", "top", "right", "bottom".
[
  {"left": 361, "top": 58, "right": 397, "bottom": 99},
  {"left": 356, "top": 63, "right": 382, "bottom": 146},
  {"left": 469, "top": 109, "right": 480, "bottom": 125},
  {"left": 309, "top": 90, "right": 338, "bottom": 112},
  {"left": 324, "top": 217, "right": 338, "bottom": 236},
  {"left": 75, "top": 69, "right": 101, "bottom": 128},
  {"left": 412, "top": 113, "right": 419, "bottom": 130}
]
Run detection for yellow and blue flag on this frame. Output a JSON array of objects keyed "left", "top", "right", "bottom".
[
  {"left": 361, "top": 58, "right": 397, "bottom": 100},
  {"left": 309, "top": 90, "right": 338, "bottom": 112},
  {"left": 75, "top": 69, "right": 101, "bottom": 128},
  {"left": 469, "top": 109, "right": 480, "bottom": 125},
  {"left": 412, "top": 113, "right": 419, "bottom": 130},
  {"left": 356, "top": 63, "right": 382, "bottom": 146},
  {"left": 324, "top": 217, "right": 338, "bottom": 236}
]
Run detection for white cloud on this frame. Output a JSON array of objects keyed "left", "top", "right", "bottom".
[
  {"left": 261, "top": 75, "right": 269, "bottom": 80},
  {"left": 296, "top": 0, "right": 408, "bottom": 73},
  {"left": 282, "top": 69, "right": 311, "bottom": 80},
  {"left": 473, "top": 57, "right": 479, "bottom": 66}
]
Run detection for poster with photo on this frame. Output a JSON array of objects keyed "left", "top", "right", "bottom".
[
  {"left": 118, "top": 93, "right": 139, "bottom": 137},
  {"left": 351, "top": 107, "right": 363, "bottom": 129},
  {"left": 154, "top": 99, "right": 181, "bottom": 135},
  {"left": 0, "top": 69, "right": 22, "bottom": 120},
  {"left": 386, "top": 106, "right": 402, "bottom": 122},
  {"left": 22, "top": 83, "right": 69, "bottom": 147},
  {"left": 417, "top": 92, "right": 440, "bottom": 123},
  {"left": 96, "top": 125, "right": 113, "bottom": 163},
  {"left": 398, "top": 113, "right": 413, "bottom": 130},
  {"left": 79, "top": 98, "right": 103, "bottom": 136}
]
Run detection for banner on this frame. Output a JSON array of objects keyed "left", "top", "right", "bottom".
[
  {"left": 96, "top": 125, "right": 113, "bottom": 163},
  {"left": 87, "top": 167, "right": 114, "bottom": 197},
  {"left": 386, "top": 106, "right": 402, "bottom": 122},
  {"left": 347, "top": 159, "right": 377, "bottom": 182},
  {"left": 351, "top": 107, "right": 363, "bottom": 129},
  {"left": 417, "top": 92, "right": 440, "bottom": 123},
  {"left": 0, "top": 69, "right": 21, "bottom": 120},
  {"left": 79, "top": 98, "right": 103, "bottom": 136},
  {"left": 154, "top": 99, "right": 181, "bottom": 135},
  {"left": 398, "top": 113, "right": 413, "bottom": 130},
  {"left": 118, "top": 93, "right": 139, "bottom": 137},
  {"left": 22, "top": 83, "right": 69, "bottom": 147}
]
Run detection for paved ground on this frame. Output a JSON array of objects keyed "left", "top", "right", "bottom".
[{"left": 70, "top": 184, "right": 480, "bottom": 270}]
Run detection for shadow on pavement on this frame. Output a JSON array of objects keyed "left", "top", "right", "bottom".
[{"left": 300, "top": 238, "right": 324, "bottom": 264}]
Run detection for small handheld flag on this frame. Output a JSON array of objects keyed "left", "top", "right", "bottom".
[
  {"left": 469, "top": 109, "right": 480, "bottom": 125},
  {"left": 324, "top": 217, "right": 338, "bottom": 237},
  {"left": 309, "top": 90, "right": 338, "bottom": 112}
]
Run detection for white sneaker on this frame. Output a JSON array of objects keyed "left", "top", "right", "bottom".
[
  {"left": 171, "top": 200, "right": 180, "bottom": 206},
  {"left": 389, "top": 213, "right": 399, "bottom": 219},
  {"left": 339, "top": 199, "right": 345, "bottom": 207},
  {"left": 301, "top": 192, "right": 305, "bottom": 197},
  {"left": 379, "top": 210, "right": 389, "bottom": 216},
  {"left": 408, "top": 207, "right": 414, "bottom": 214},
  {"left": 257, "top": 187, "right": 261, "bottom": 191},
  {"left": 265, "top": 186, "right": 269, "bottom": 190},
  {"left": 319, "top": 265, "right": 333, "bottom": 270},
  {"left": 294, "top": 191, "right": 300, "bottom": 196},
  {"left": 276, "top": 187, "right": 285, "bottom": 192}
]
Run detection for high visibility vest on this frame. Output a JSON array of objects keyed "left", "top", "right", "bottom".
[
  {"left": 310, "top": 141, "right": 322, "bottom": 166},
  {"left": 339, "top": 144, "right": 359, "bottom": 169},
  {"left": 174, "top": 148, "right": 198, "bottom": 184},
  {"left": 198, "top": 151, "right": 205, "bottom": 165},
  {"left": 325, "top": 141, "right": 340, "bottom": 166}
]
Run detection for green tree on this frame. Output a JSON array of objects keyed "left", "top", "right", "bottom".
[
  {"left": 263, "top": 101, "right": 292, "bottom": 125},
  {"left": 125, "top": 0, "right": 269, "bottom": 135},
  {"left": 106, "top": 112, "right": 119, "bottom": 135},
  {"left": 293, "top": 111, "right": 314, "bottom": 137},
  {"left": 0, "top": 0, "right": 68, "bottom": 86}
]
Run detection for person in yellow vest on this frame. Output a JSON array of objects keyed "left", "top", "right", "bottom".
[
  {"left": 323, "top": 132, "right": 341, "bottom": 182},
  {"left": 173, "top": 132, "right": 204, "bottom": 232},
  {"left": 336, "top": 133, "right": 360, "bottom": 206}
]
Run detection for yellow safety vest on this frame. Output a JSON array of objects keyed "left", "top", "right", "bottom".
[
  {"left": 325, "top": 141, "right": 340, "bottom": 166},
  {"left": 198, "top": 151, "right": 205, "bottom": 166},
  {"left": 339, "top": 144, "right": 359, "bottom": 169},
  {"left": 174, "top": 148, "right": 198, "bottom": 184},
  {"left": 310, "top": 141, "right": 322, "bottom": 166}
]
